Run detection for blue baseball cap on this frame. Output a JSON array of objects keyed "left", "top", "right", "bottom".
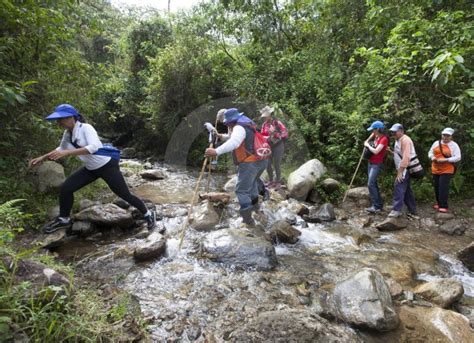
[
  {"left": 367, "top": 120, "right": 385, "bottom": 131},
  {"left": 45, "top": 104, "right": 79, "bottom": 120},
  {"left": 223, "top": 108, "right": 244, "bottom": 125}
]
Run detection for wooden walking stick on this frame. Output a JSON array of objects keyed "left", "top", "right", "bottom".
[
  {"left": 179, "top": 138, "right": 215, "bottom": 250},
  {"left": 342, "top": 148, "right": 365, "bottom": 203}
]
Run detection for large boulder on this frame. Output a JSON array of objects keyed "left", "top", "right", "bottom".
[
  {"left": 134, "top": 232, "right": 167, "bottom": 262},
  {"left": 230, "top": 309, "right": 362, "bottom": 342},
  {"left": 73, "top": 203, "right": 134, "bottom": 228},
  {"left": 399, "top": 306, "right": 473, "bottom": 343},
  {"left": 457, "top": 242, "right": 474, "bottom": 272},
  {"left": 200, "top": 228, "right": 278, "bottom": 270},
  {"left": 189, "top": 201, "right": 220, "bottom": 231},
  {"left": 40, "top": 229, "right": 68, "bottom": 249},
  {"left": 140, "top": 169, "right": 167, "bottom": 180},
  {"left": 269, "top": 220, "right": 301, "bottom": 244},
  {"left": 414, "top": 278, "right": 464, "bottom": 308},
  {"left": 344, "top": 187, "right": 371, "bottom": 208},
  {"left": 32, "top": 161, "right": 65, "bottom": 192},
  {"left": 332, "top": 268, "right": 399, "bottom": 331},
  {"left": 287, "top": 159, "right": 327, "bottom": 201},
  {"left": 376, "top": 217, "right": 408, "bottom": 231}
]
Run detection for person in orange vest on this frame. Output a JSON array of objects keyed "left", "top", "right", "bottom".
[
  {"left": 205, "top": 108, "right": 268, "bottom": 225},
  {"left": 428, "top": 128, "right": 461, "bottom": 213}
]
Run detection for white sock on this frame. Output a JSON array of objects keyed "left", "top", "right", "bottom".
[{"left": 144, "top": 210, "right": 151, "bottom": 217}]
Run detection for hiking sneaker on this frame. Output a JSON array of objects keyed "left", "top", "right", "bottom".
[
  {"left": 43, "top": 217, "right": 72, "bottom": 234},
  {"left": 144, "top": 210, "right": 157, "bottom": 230},
  {"left": 263, "top": 187, "right": 270, "bottom": 201},
  {"left": 388, "top": 210, "right": 402, "bottom": 218},
  {"left": 433, "top": 204, "right": 439, "bottom": 210},
  {"left": 438, "top": 208, "right": 448, "bottom": 213},
  {"left": 407, "top": 212, "right": 420, "bottom": 220},
  {"left": 366, "top": 206, "right": 381, "bottom": 214}
]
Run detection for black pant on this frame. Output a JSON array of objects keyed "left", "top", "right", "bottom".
[
  {"left": 59, "top": 159, "right": 147, "bottom": 217},
  {"left": 432, "top": 174, "right": 452, "bottom": 209}
]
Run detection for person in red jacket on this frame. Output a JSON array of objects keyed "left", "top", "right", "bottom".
[
  {"left": 260, "top": 106, "right": 288, "bottom": 189},
  {"left": 363, "top": 121, "right": 389, "bottom": 213}
]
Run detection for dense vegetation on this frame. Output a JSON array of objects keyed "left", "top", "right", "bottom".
[{"left": 0, "top": 0, "right": 472, "bottom": 339}]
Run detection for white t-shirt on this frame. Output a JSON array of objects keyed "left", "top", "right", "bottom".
[{"left": 57, "top": 121, "right": 110, "bottom": 170}]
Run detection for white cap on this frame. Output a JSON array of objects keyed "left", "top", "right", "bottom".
[
  {"left": 441, "top": 127, "right": 454, "bottom": 135},
  {"left": 216, "top": 108, "right": 227, "bottom": 123},
  {"left": 260, "top": 105, "right": 274, "bottom": 118},
  {"left": 389, "top": 123, "right": 404, "bottom": 132}
]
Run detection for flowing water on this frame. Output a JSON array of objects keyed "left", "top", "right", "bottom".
[{"left": 56, "top": 162, "right": 474, "bottom": 341}]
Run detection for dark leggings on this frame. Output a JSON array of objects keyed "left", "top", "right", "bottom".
[
  {"left": 59, "top": 159, "right": 147, "bottom": 217},
  {"left": 432, "top": 174, "right": 453, "bottom": 209}
]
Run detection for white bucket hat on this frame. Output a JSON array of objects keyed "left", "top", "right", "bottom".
[
  {"left": 441, "top": 127, "right": 454, "bottom": 136},
  {"left": 260, "top": 105, "right": 274, "bottom": 118}
]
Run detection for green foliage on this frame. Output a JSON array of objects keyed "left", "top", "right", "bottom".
[{"left": 0, "top": 199, "right": 29, "bottom": 251}]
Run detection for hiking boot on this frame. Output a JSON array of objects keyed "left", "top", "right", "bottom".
[
  {"left": 407, "top": 212, "right": 420, "bottom": 220},
  {"left": 43, "top": 217, "right": 72, "bottom": 234},
  {"left": 144, "top": 210, "right": 157, "bottom": 230},
  {"left": 251, "top": 197, "right": 260, "bottom": 212},
  {"left": 365, "top": 206, "right": 381, "bottom": 214},
  {"left": 433, "top": 204, "right": 439, "bottom": 210},
  {"left": 262, "top": 187, "right": 270, "bottom": 201},
  {"left": 240, "top": 209, "right": 255, "bottom": 226},
  {"left": 438, "top": 208, "right": 448, "bottom": 213},
  {"left": 388, "top": 210, "right": 402, "bottom": 218}
]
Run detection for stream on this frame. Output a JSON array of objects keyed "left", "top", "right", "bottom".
[{"left": 54, "top": 160, "right": 474, "bottom": 342}]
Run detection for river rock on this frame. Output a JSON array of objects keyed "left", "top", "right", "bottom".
[
  {"left": 344, "top": 187, "right": 370, "bottom": 208},
  {"left": 332, "top": 268, "right": 399, "bottom": 331},
  {"left": 321, "top": 178, "right": 341, "bottom": 193},
  {"left": 438, "top": 219, "right": 466, "bottom": 236},
  {"left": 41, "top": 229, "right": 68, "bottom": 249},
  {"left": 71, "top": 221, "right": 96, "bottom": 236},
  {"left": 376, "top": 217, "right": 408, "bottom": 231},
  {"left": 269, "top": 220, "right": 301, "bottom": 244},
  {"left": 2, "top": 257, "right": 71, "bottom": 300},
  {"left": 231, "top": 309, "right": 362, "bottom": 342},
  {"left": 79, "top": 199, "right": 100, "bottom": 211},
  {"left": 414, "top": 278, "right": 464, "bottom": 308},
  {"left": 134, "top": 232, "right": 167, "bottom": 262},
  {"left": 113, "top": 197, "right": 130, "bottom": 209},
  {"left": 399, "top": 306, "right": 473, "bottom": 342},
  {"left": 189, "top": 201, "right": 219, "bottom": 231},
  {"left": 308, "top": 188, "right": 323, "bottom": 204},
  {"left": 140, "top": 169, "right": 167, "bottom": 180},
  {"left": 32, "top": 161, "right": 66, "bottom": 192},
  {"left": 201, "top": 228, "right": 278, "bottom": 270},
  {"left": 121, "top": 147, "right": 137, "bottom": 159},
  {"left": 435, "top": 212, "right": 455, "bottom": 221},
  {"left": 287, "top": 159, "right": 327, "bottom": 201},
  {"left": 303, "top": 203, "right": 336, "bottom": 223},
  {"left": 198, "top": 192, "right": 231, "bottom": 204},
  {"left": 73, "top": 203, "right": 134, "bottom": 228},
  {"left": 286, "top": 200, "right": 309, "bottom": 216},
  {"left": 457, "top": 242, "right": 474, "bottom": 272}
]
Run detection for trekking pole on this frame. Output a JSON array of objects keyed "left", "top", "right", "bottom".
[
  {"left": 205, "top": 119, "right": 219, "bottom": 192},
  {"left": 342, "top": 148, "right": 365, "bottom": 203},
  {"left": 178, "top": 155, "right": 209, "bottom": 250}
]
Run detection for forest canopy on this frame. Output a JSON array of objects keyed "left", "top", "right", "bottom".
[{"left": 1, "top": 0, "right": 473, "bottom": 202}]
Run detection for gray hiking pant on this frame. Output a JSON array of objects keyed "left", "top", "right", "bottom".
[{"left": 267, "top": 141, "right": 285, "bottom": 182}]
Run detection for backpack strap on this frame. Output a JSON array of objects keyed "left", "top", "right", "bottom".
[{"left": 438, "top": 140, "right": 451, "bottom": 158}]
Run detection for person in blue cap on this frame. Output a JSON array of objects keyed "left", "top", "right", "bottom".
[
  {"left": 204, "top": 108, "right": 268, "bottom": 225},
  {"left": 364, "top": 120, "right": 389, "bottom": 213},
  {"left": 28, "top": 104, "right": 157, "bottom": 233}
]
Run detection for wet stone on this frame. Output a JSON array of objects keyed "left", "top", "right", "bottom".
[
  {"left": 438, "top": 219, "right": 466, "bottom": 236},
  {"left": 71, "top": 221, "right": 96, "bottom": 236},
  {"left": 189, "top": 200, "right": 219, "bottom": 231},
  {"left": 140, "top": 169, "right": 167, "bottom": 180},
  {"left": 376, "top": 217, "right": 408, "bottom": 231},
  {"left": 74, "top": 203, "right": 135, "bottom": 228},
  {"left": 332, "top": 268, "right": 399, "bottom": 331},
  {"left": 457, "top": 242, "right": 474, "bottom": 272},
  {"left": 134, "top": 232, "right": 167, "bottom": 262},
  {"left": 269, "top": 220, "right": 301, "bottom": 244},
  {"left": 414, "top": 278, "right": 464, "bottom": 308},
  {"left": 200, "top": 228, "right": 278, "bottom": 270}
]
